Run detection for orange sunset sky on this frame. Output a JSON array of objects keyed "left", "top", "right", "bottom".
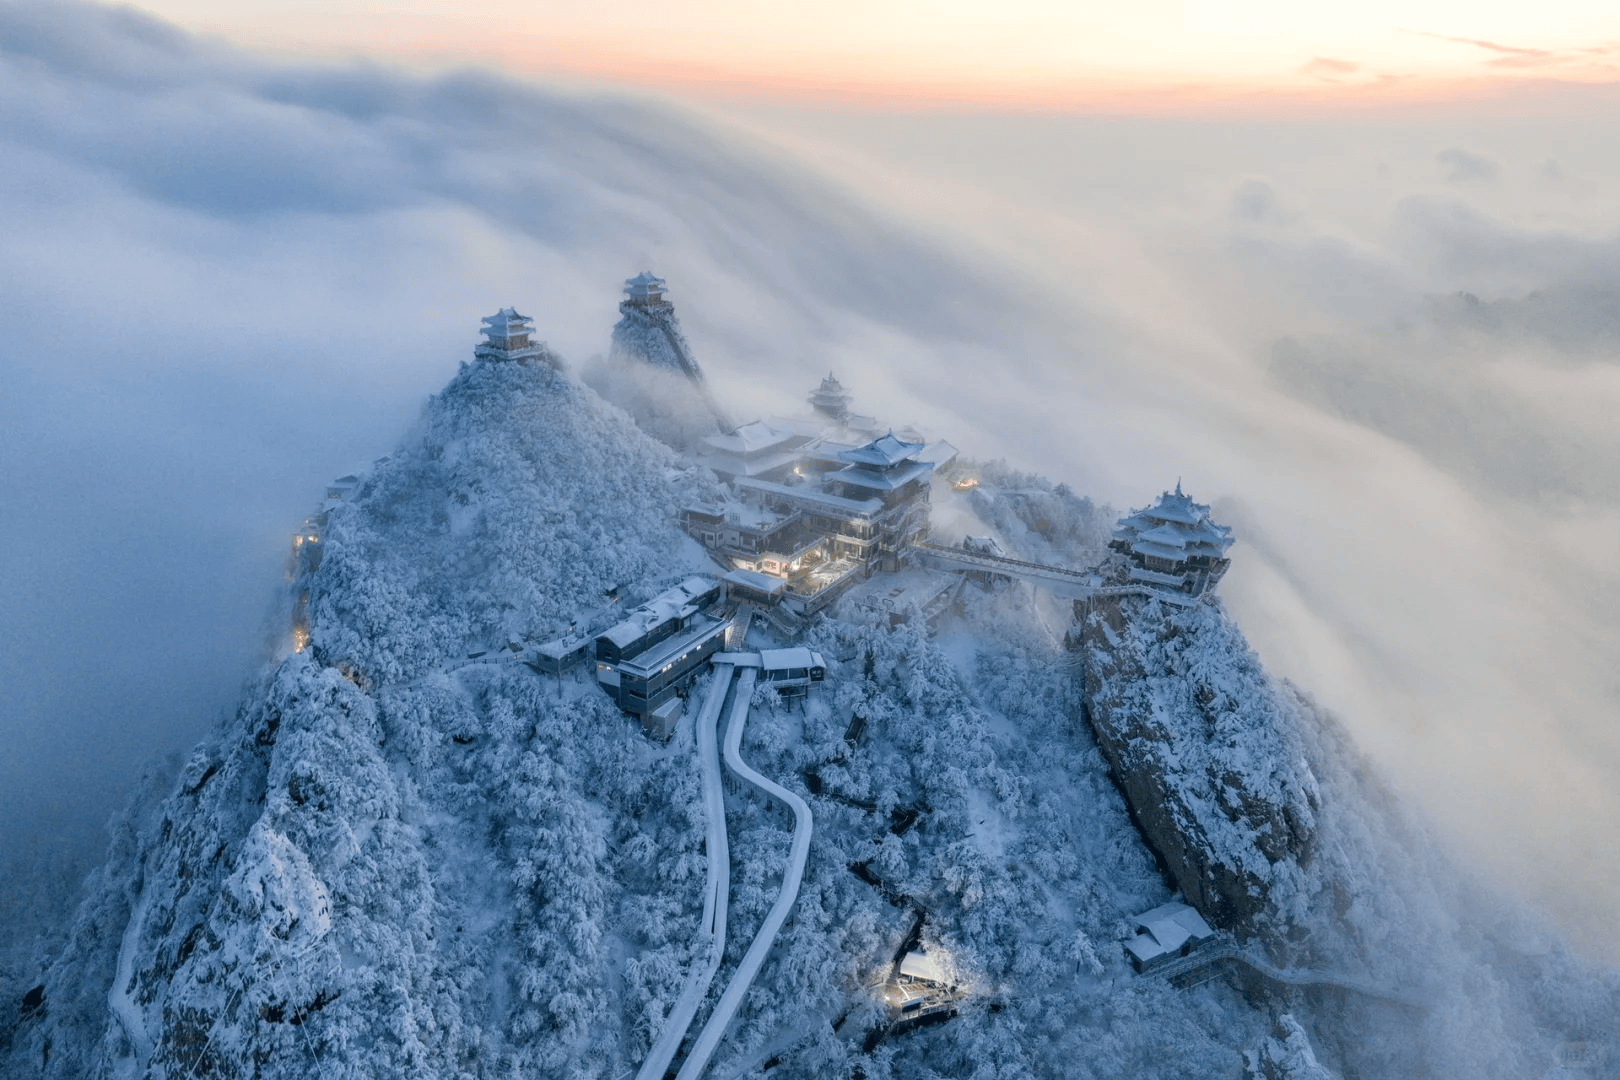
[{"left": 131, "top": 0, "right": 1620, "bottom": 110}]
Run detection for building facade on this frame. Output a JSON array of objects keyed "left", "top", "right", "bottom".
[
  {"left": 1108, "top": 484, "right": 1234, "bottom": 598},
  {"left": 594, "top": 577, "right": 726, "bottom": 737},
  {"left": 474, "top": 308, "right": 545, "bottom": 363}
]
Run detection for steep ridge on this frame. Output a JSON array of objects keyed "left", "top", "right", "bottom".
[{"left": 5, "top": 356, "right": 728, "bottom": 1078}]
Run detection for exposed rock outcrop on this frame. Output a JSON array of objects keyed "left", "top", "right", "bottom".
[
  {"left": 1249, "top": 1013, "right": 1338, "bottom": 1080},
  {"left": 1078, "top": 594, "right": 1320, "bottom": 935}
]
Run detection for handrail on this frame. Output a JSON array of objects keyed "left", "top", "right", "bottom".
[
  {"left": 907, "top": 541, "right": 1093, "bottom": 580},
  {"left": 1148, "top": 937, "right": 1428, "bottom": 1010}
]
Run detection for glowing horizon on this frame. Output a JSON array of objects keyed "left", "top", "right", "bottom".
[{"left": 134, "top": 0, "right": 1620, "bottom": 110}]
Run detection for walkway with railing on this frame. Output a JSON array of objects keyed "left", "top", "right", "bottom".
[
  {"left": 633, "top": 652, "right": 816, "bottom": 1080},
  {"left": 907, "top": 543, "right": 1200, "bottom": 607},
  {"left": 1144, "top": 936, "right": 1429, "bottom": 1011}
]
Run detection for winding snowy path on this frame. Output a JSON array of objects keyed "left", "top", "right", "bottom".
[
  {"left": 675, "top": 667, "right": 814, "bottom": 1080},
  {"left": 635, "top": 661, "right": 739, "bottom": 1080}
]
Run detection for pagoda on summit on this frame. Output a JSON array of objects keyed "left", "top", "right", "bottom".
[
  {"left": 1109, "top": 483, "right": 1235, "bottom": 597},
  {"left": 611, "top": 272, "right": 711, "bottom": 385},
  {"left": 622, "top": 271, "right": 671, "bottom": 309},
  {"left": 808, "top": 373, "right": 853, "bottom": 422},
  {"left": 606, "top": 271, "right": 734, "bottom": 432},
  {"left": 474, "top": 307, "right": 544, "bottom": 363}
]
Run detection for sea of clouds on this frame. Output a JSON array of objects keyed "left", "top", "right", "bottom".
[{"left": 1, "top": 0, "right": 1616, "bottom": 972}]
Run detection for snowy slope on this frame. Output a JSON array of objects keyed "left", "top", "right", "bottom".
[
  {"left": 6, "top": 351, "right": 1618, "bottom": 1080},
  {"left": 5, "top": 356, "right": 727, "bottom": 1078}
]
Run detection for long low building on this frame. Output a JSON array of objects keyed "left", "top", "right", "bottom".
[
  {"left": 614, "top": 616, "right": 728, "bottom": 737},
  {"left": 594, "top": 577, "right": 725, "bottom": 737}
]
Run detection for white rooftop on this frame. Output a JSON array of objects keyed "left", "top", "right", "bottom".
[
  {"left": 897, "top": 950, "right": 950, "bottom": 984},
  {"left": 624, "top": 271, "right": 667, "bottom": 300},
  {"left": 838, "top": 432, "right": 926, "bottom": 468},
  {"left": 480, "top": 307, "right": 533, "bottom": 333},
  {"left": 703, "top": 421, "right": 798, "bottom": 456},
  {"left": 1113, "top": 483, "right": 1234, "bottom": 561},
  {"left": 600, "top": 577, "right": 717, "bottom": 649},
  {"left": 1124, "top": 901, "right": 1216, "bottom": 965},
  {"left": 759, "top": 647, "right": 819, "bottom": 671},
  {"left": 724, "top": 568, "right": 787, "bottom": 595}
]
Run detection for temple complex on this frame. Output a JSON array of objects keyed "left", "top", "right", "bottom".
[
  {"left": 1108, "top": 483, "right": 1234, "bottom": 597},
  {"left": 308, "top": 300, "right": 1243, "bottom": 742},
  {"left": 474, "top": 308, "right": 545, "bottom": 363}
]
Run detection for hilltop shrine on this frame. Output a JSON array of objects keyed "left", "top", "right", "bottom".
[
  {"left": 1108, "top": 483, "right": 1234, "bottom": 598},
  {"left": 474, "top": 307, "right": 545, "bottom": 363}
]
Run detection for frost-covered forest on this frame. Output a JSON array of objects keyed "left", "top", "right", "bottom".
[{"left": 4, "top": 349, "right": 1617, "bottom": 1080}]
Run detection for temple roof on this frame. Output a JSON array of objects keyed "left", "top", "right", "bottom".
[
  {"left": 838, "top": 432, "right": 926, "bottom": 468},
  {"left": 811, "top": 372, "right": 851, "bottom": 399},
  {"left": 1113, "top": 483, "right": 1234, "bottom": 560},
  {"left": 703, "top": 420, "right": 797, "bottom": 456},
  {"left": 480, "top": 307, "right": 533, "bottom": 335},
  {"left": 834, "top": 458, "right": 934, "bottom": 492},
  {"left": 624, "top": 271, "right": 667, "bottom": 300}
]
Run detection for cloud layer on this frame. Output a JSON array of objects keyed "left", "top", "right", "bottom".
[
  {"left": 2, "top": 0, "right": 1618, "bottom": 971},
  {"left": 720, "top": 104, "right": 1620, "bottom": 955}
]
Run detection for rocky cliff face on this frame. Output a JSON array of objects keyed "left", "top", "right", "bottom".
[{"left": 1078, "top": 594, "right": 1320, "bottom": 935}]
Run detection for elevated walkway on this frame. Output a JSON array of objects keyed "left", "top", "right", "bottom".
[
  {"left": 1145, "top": 937, "right": 1429, "bottom": 1011},
  {"left": 637, "top": 652, "right": 816, "bottom": 1080},
  {"left": 907, "top": 542, "right": 1200, "bottom": 607},
  {"left": 675, "top": 666, "right": 814, "bottom": 1080},
  {"left": 635, "top": 662, "right": 738, "bottom": 1080}
]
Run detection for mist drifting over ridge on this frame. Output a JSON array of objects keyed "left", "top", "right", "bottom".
[{"left": 1, "top": 0, "right": 1617, "bottom": 991}]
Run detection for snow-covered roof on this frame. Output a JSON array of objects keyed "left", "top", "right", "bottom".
[
  {"left": 480, "top": 307, "right": 533, "bottom": 336},
  {"left": 724, "top": 568, "right": 787, "bottom": 595},
  {"left": 1136, "top": 523, "right": 1188, "bottom": 550},
  {"left": 759, "top": 647, "right": 821, "bottom": 671},
  {"left": 897, "top": 950, "right": 950, "bottom": 984},
  {"left": 623, "top": 271, "right": 667, "bottom": 300},
  {"left": 616, "top": 615, "right": 724, "bottom": 677},
  {"left": 833, "top": 459, "right": 935, "bottom": 493},
  {"left": 1113, "top": 483, "right": 1234, "bottom": 561},
  {"left": 732, "top": 476, "right": 883, "bottom": 516},
  {"left": 838, "top": 432, "right": 926, "bottom": 468},
  {"left": 809, "top": 372, "right": 853, "bottom": 410},
  {"left": 703, "top": 421, "right": 797, "bottom": 456},
  {"left": 843, "top": 414, "right": 884, "bottom": 433},
  {"left": 1124, "top": 902, "right": 1216, "bottom": 964},
  {"left": 599, "top": 577, "right": 717, "bottom": 649},
  {"left": 535, "top": 633, "right": 591, "bottom": 660}
]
